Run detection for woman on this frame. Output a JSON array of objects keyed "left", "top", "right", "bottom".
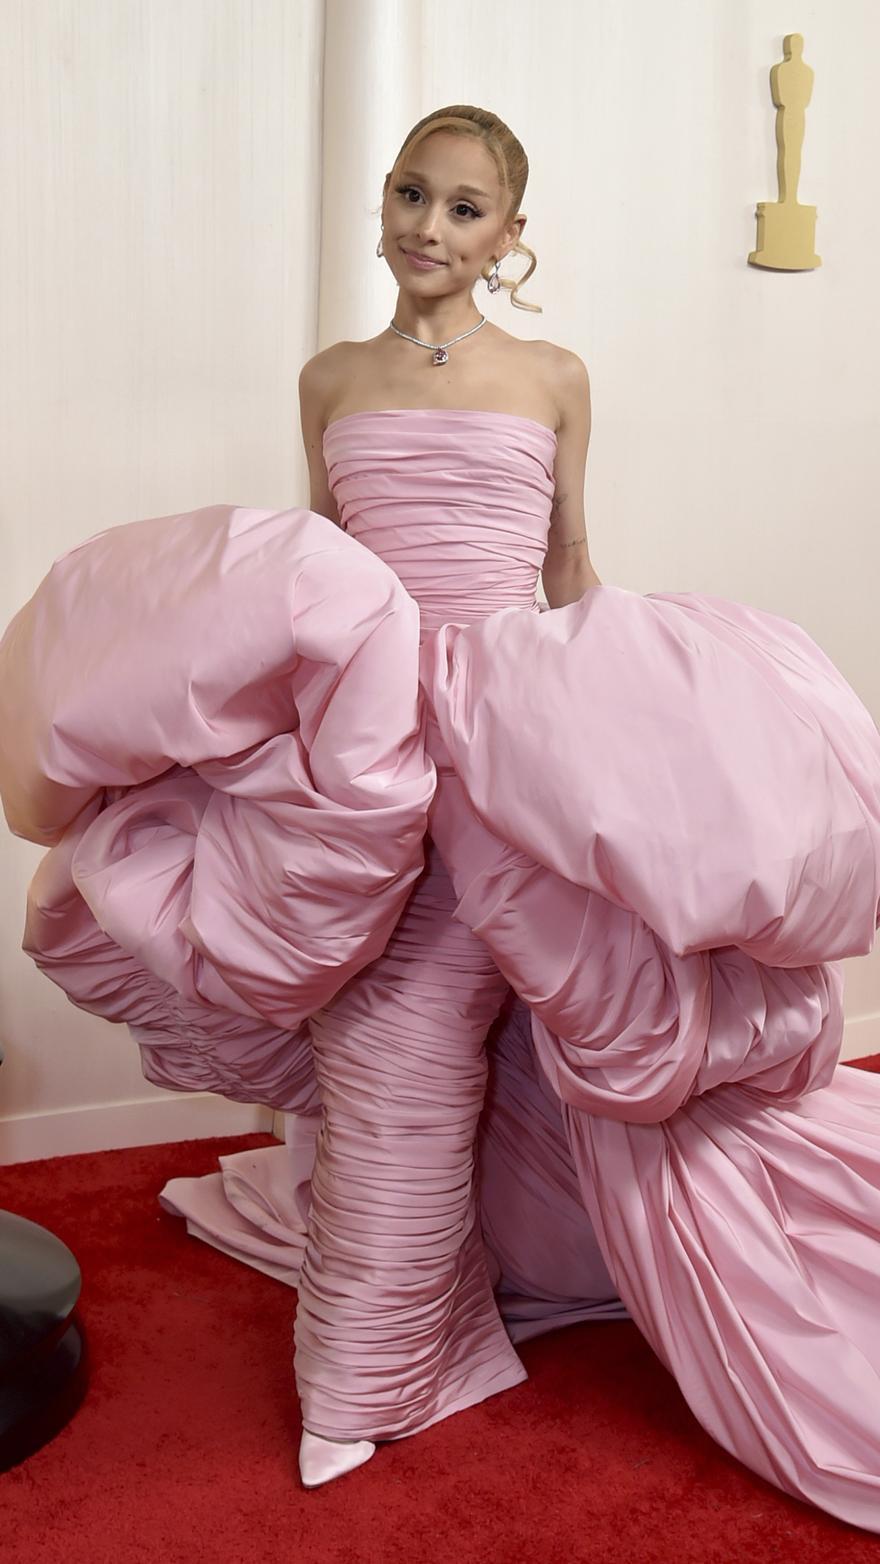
[
  {"left": 3, "top": 106, "right": 880, "bottom": 1522},
  {"left": 291, "top": 107, "right": 604, "bottom": 1486}
]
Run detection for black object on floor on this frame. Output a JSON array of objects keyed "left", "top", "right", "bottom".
[
  {"left": 0, "top": 1037, "right": 88, "bottom": 1469},
  {"left": 0, "top": 1207, "right": 89, "bottom": 1470}
]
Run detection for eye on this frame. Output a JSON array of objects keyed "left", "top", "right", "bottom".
[{"left": 394, "top": 184, "right": 482, "bottom": 219}]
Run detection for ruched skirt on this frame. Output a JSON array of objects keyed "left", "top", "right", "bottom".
[{"left": 292, "top": 832, "right": 529, "bottom": 1440}]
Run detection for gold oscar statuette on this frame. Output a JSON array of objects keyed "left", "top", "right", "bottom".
[{"left": 749, "top": 33, "right": 821, "bottom": 271}]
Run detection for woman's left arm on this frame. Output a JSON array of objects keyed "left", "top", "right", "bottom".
[{"left": 541, "top": 349, "right": 603, "bottom": 607}]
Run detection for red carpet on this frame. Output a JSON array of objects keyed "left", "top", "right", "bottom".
[{"left": 3, "top": 1055, "right": 880, "bottom": 1564}]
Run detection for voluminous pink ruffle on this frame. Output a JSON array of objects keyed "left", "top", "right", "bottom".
[{"left": 1, "top": 505, "right": 434, "bottom": 1104}]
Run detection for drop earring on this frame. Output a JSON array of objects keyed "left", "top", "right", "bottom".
[
  {"left": 376, "top": 224, "right": 384, "bottom": 258},
  {"left": 486, "top": 257, "right": 501, "bottom": 293}
]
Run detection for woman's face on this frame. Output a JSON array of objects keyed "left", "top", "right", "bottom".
[{"left": 381, "top": 131, "right": 517, "bottom": 295}]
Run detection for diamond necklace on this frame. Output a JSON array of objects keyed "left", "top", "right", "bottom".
[{"left": 388, "top": 314, "right": 488, "bottom": 366}]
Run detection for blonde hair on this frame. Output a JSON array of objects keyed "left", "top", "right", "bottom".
[{"left": 378, "top": 105, "right": 541, "bottom": 314}]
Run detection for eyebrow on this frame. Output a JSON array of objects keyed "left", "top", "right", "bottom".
[{"left": 398, "top": 170, "right": 491, "bottom": 201}]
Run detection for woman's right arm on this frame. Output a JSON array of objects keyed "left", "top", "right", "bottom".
[{"left": 298, "top": 350, "right": 341, "bottom": 526}]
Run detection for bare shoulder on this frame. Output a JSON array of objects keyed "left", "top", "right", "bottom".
[
  {"left": 542, "top": 341, "right": 591, "bottom": 433},
  {"left": 515, "top": 338, "right": 589, "bottom": 432},
  {"left": 298, "top": 341, "right": 353, "bottom": 413},
  {"left": 540, "top": 340, "right": 590, "bottom": 392}
]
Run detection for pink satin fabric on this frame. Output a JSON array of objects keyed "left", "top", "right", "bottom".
[
  {"left": 2, "top": 409, "right": 880, "bottom": 1529},
  {"left": 293, "top": 834, "right": 527, "bottom": 1438}
]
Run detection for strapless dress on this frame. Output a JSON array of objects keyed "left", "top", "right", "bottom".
[{"left": 2, "top": 408, "right": 880, "bottom": 1530}]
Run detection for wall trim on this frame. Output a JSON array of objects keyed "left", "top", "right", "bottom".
[
  {"left": 0, "top": 1092, "right": 275, "bottom": 1166},
  {"left": 839, "top": 1011, "right": 880, "bottom": 1062}
]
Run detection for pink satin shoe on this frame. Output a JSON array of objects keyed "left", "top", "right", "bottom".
[{"left": 298, "top": 1429, "right": 377, "bottom": 1489}]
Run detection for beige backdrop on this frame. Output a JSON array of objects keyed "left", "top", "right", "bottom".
[{"left": 1, "top": 0, "right": 877, "bottom": 1162}]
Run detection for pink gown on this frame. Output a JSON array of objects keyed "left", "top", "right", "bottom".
[{"left": 2, "top": 407, "right": 880, "bottom": 1529}]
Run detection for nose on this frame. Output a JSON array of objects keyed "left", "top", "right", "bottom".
[{"left": 414, "top": 205, "right": 443, "bottom": 242}]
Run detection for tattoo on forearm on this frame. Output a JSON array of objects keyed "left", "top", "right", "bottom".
[{"left": 550, "top": 489, "right": 587, "bottom": 548}]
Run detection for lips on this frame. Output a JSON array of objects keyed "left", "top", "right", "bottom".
[{"left": 403, "top": 248, "right": 446, "bottom": 265}]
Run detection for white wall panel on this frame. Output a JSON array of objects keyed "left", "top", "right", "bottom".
[{"left": 1, "top": 0, "right": 876, "bottom": 1161}]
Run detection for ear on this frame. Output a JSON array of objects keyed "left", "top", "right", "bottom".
[{"left": 504, "top": 214, "right": 527, "bottom": 257}]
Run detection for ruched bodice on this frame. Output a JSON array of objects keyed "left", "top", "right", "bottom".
[{"left": 323, "top": 408, "right": 557, "bottom": 636}]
